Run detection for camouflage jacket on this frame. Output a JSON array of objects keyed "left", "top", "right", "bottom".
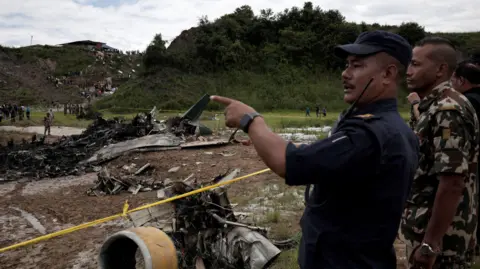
[
  {"left": 400, "top": 81, "right": 479, "bottom": 258},
  {"left": 409, "top": 104, "right": 417, "bottom": 129}
]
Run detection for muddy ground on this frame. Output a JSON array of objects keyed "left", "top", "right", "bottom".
[
  {"left": 0, "top": 131, "right": 61, "bottom": 146},
  {"left": 0, "top": 143, "right": 408, "bottom": 269},
  {"left": 0, "top": 126, "right": 84, "bottom": 137}
]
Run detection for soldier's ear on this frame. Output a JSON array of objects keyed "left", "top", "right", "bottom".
[
  {"left": 382, "top": 64, "right": 397, "bottom": 83},
  {"left": 437, "top": 63, "right": 450, "bottom": 77}
]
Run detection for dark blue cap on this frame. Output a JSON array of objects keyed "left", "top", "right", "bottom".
[{"left": 334, "top": 30, "right": 412, "bottom": 68}]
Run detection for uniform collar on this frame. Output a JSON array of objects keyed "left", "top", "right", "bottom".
[
  {"left": 418, "top": 80, "right": 450, "bottom": 113},
  {"left": 352, "top": 98, "right": 398, "bottom": 116}
]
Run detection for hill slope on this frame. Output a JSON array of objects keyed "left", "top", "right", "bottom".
[
  {"left": 0, "top": 44, "right": 142, "bottom": 105},
  {"left": 96, "top": 2, "right": 480, "bottom": 112}
]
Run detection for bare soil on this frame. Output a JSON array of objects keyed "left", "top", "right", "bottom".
[
  {"left": 0, "top": 143, "right": 408, "bottom": 269},
  {"left": 0, "top": 126, "right": 85, "bottom": 137},
  {"left": 0, "top": 131, "right": 61, "bottom": 146}
]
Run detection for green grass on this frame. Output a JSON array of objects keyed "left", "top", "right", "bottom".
[
  {"left": 271, "top": 248, "right": 299, "bottom": 269},
  {"left": 96, "top": 66, "right": 413, "bottom": 113},
  {"left": 0, "top": 110, "right": 411, "bottom": 132}
]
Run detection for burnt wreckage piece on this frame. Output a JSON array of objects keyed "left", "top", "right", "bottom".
[
  {"left": 166, "top": 94, "right": 213, "bottom": 137},
  {"left": 0, "top": 117, "right": 146, "bottom": 181},
  {"left": 0, "top": 95, "right": 214, "bottom": 182},
  {"left": 106, "top": 180, "right": 284, "bottom": 269}
]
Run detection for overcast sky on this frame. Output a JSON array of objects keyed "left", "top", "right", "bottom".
[{"left": 0, "top": 0, "right": 478, "bottom": 51}]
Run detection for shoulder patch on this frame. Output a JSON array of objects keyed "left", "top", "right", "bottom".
[
  {"left": 354, "top": 113, "right": 375, "bottom": 119},
  {"left": 438, "top": 104, "right": 457, "bottom": 111},
  {"left": 442, "top": 128, "right": 451, "bottom": 139},
  {"left": 355, "top": 113, "right": 374, "bottom": 119}
]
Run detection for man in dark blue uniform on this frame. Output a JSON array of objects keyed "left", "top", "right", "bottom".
[{"left": 211, "top": 30, "right": 419, "bottom": 269}]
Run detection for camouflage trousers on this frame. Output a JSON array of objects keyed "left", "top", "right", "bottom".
[{"left": 405, "top": 245, "right": 472, "bottom": 269}]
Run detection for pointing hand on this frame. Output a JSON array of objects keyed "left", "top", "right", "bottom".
[{"left": 210, "top": 95, "right": 256, "bottom": 129}]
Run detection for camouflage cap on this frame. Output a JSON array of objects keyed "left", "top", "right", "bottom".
[{"left": 334, "top": 30, "right": 412, "bottom": 68}]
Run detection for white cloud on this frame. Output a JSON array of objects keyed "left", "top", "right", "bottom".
[{"left": 0, "top": 0, "right": 478, "bottom": 51}]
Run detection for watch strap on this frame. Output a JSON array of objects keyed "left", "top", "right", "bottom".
[
  {"left": 419, "top": 242, "right": 441, "bottom": 256},
  {"left": 240, "top": 112, "right": 262, "bottom": 133}
]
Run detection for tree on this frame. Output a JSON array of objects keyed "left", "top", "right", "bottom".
[
  {"left": 397, "top": 22, "right": 426, "bottom": 45},
  {"left": 141, "top": 4, "right": 470, "bottom": 74},
  {"left": 143, "top": 34, "right": 168, "bottom": 71}
]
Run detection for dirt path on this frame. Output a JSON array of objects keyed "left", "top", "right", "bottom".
[{"left": 0, "top": 126, "right": 85, "bottom": 136}]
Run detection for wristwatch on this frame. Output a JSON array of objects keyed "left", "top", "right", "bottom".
[
  {"left": 419, "top": 242, "right": 441, "bottom": 257},
  {"left": 411, "top": 100, "right": 420, "bottom": 106},
  {"left": 239, "top": 112, "right": 262, "bottom": 133}
]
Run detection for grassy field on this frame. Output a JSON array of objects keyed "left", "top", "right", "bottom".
[{"left": 0, "top": 110, "right": 411, "bottom": 131}]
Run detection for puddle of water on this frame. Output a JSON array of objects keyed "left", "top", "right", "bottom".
[
  {"left": 276, "top": 126, "right": 332, "bottom": 142},
  {"left": 0, "top": 126, "right": 85, "bottom": 136},
  {"left": 283, "top": 126, "right": 332, "bottom": 133},
  {"left": 278, "top": 133, "right": 318, "bottom": 142}
]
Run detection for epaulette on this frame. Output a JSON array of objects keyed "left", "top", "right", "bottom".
[
  {"left": 354, "top": 113, "right": 377, "bottom": 120},
  {"left": 437, "top": 103, "right": 459, "bottom": 112}
]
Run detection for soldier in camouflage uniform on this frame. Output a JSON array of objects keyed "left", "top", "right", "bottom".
[{"left": 400, "top": 37, "right": 479, "bottom": 269}]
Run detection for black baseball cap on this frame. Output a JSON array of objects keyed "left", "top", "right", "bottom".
[{"left": 334, "top": 30, "right": 412, "bottom": 68}]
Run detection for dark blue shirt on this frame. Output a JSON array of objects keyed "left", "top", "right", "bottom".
[{"left": 285, "top": 98, "right": 419, "bottom": 269}]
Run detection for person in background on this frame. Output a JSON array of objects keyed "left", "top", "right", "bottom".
[
  {"left": 18, "top": 106, "right": 24, "bottom": 121},
  {"left": 451, "top": 59, "right": 480, "bottom": 111},
  {"left": 305, "top": 106, "right": 310, "bottom": 117},
  {"left": 26, "top": 105, "right": 31, "bottom": 120},
  {"left": 450, "top": 59, "right": 480, "bottom": 259},
  {"left": 10, "top": 107, "right": 16, "bottom": 123},
  {"left": 43, "top": 112, "right": 51, "bottom": 136},
  {"left": 400, "top": 37, "right": 479, "bottom": 269},
  {"left": 315, "top": 105, "right": 320, "bottom": 117},
  {"left": 48, "top": 107, "right": 54, "bottom": 124}
]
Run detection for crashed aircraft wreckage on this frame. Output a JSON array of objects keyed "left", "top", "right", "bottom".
[
  {"left": 99, "top": 172, "right": 293, "bottom": 269},
  {"left": 0, "top": 94, "right": 231, "bottom": 182}
]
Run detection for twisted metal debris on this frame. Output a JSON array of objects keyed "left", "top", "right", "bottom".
[
  {"left": 124, "top": 176, "right": 293, "bottom": 269},
  {"left": 0, "top": 115, "right": 154, "bottom": 181},
  {"left": 0, "top": 95, "right": 215, "bottom": 182}
]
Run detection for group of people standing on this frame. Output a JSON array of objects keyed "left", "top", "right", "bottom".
[
  {"left": 0, "top": 104, "right": 31, "bottom": 123},
  {"left": 64, "top": 103, "right": 83, "bottom": 116},
  {"left": 305, "top": 106, "right": 327, "bottom": 117},
  {"left": 209, "top": 29, "right": 480, "bottom": 269}
]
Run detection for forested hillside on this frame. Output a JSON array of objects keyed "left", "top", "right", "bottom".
[{"left": 96, "top": 2, "right": 480, "bottom": 112}]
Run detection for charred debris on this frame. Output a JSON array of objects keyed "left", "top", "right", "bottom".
[
  {"left": 0, "top": 94, "right": 231, "bottom": 182},
  {"left": 113, "top": 171, "right": 297, "bottom": 269}
]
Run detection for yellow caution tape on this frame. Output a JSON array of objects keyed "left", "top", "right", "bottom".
[{"left": 0, "top": 168, "right": 272, "bottom": 253}]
